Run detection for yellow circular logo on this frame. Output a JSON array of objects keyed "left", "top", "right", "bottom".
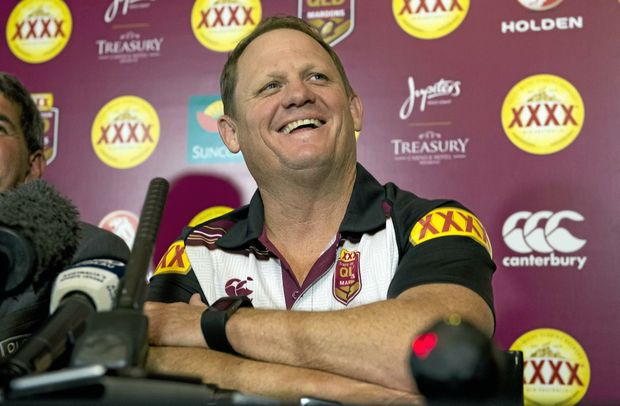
[
  {"left": 91, "top": 96, "right": 160, "bottom": 169},
  {"left": 188, "top": 205, "right": 234, "bottom": 227},
  {"left": 191, "top": 0, "right": 262, "bottom": 52},
  {"left": 511, "top": 328, "right": 590, "bottom": 406},
  {"left": 502, "top": 74, "right": 584, "bottom": 155},
  {"left": 6, "top": 0, "right": 72, "bottom": 64},
  {"left": 392, "top": 0, "right": 469, "bottom": 40}
]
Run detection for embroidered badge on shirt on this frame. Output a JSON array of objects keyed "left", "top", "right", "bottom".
[
  {"left": 333, "top": 248, "right": 362, "bottom": 305},
  {"left": 409, "top": 207, "right": 493, "bottom": 257}
]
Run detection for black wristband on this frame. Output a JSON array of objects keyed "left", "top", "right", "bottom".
[{"left": 200, "top": 295, "right": 252, "bottom": 354}]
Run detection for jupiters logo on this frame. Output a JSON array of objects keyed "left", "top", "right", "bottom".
[{"left": 502, "top": 210, "right": 587, "bottom": 270}]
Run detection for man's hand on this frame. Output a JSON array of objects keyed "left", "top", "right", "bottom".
[{"left": 144, "top": 294, "right": 207, "bottom": 348}]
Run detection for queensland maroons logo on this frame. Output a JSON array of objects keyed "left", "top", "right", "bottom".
[
  {"left": 392, "top": 0, "right": 469, "bottom": 40},
  {"left": 333, "top": 248, "right": 361, "bottom": 305},
  {"left": 6, "top": 0, "right": 72, "bottom": 64},
  {"left": 31, "top": 93, "right": 59, "bottom": 165},
  {"left": 511, "top": 328, "right": 590, "bottom": 405},
  {"left": 518, "top": 0, "right": 564, "bottom": 11},
  {"left": 502, "top": 74, "right": 584, "bottom": 155},
  {"left": 191, "top": 0, "right": 262, "bottom": 52},
  {"left": 91, "top": 96, "right": 160, "bottom": 169},
  {"left": 298, "top": 0, "right": 355, "bottom": 46}
]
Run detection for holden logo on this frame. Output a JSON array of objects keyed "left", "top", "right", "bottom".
[{"left": 502, "top": 210, "right": 586, "bottom": 254}]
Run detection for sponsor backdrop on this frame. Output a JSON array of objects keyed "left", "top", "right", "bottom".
[{"left": 1, "top": 0, "right": 618, "bottom": 404}]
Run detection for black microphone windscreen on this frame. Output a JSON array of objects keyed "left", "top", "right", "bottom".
[
  {"left": 72, "top": 222, "right": 130, "bottom": 264},
  {"left": 0, "top": 179, "right": 80, "bottom": 287}
]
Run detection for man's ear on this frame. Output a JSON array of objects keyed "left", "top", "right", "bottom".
[
  {"left": 218, "top": 115, "right": 240, "bottom": 153},
  {"left": 349, "top": 93, "right": 363, "bottom": 132},
  {"left": 25, "top": 150, "right": 46, "bottom": 181}
]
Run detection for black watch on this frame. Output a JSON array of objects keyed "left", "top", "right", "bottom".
[{"left": 201, "top": 295, "right": 253, "bottom": 354}]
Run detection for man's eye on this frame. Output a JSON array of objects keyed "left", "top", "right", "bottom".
[
  {"left": 309, "top": 73, "right": 327, "bottom": 81},
  {"left": 260, "top": 82, "right": 280, "bottom": 93}
]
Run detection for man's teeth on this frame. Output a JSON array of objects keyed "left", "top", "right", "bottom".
[{"left": 281, "top": 119, "right": 323, "bottom": 134}]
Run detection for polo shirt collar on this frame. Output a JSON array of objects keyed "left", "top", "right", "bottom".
[{"left": 217, "top": 163, "right": 387, "bottom": 249}]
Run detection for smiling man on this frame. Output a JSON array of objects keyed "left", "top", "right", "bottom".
[{"left": 145, "top": 16, "right": 495, "bottom": 404}]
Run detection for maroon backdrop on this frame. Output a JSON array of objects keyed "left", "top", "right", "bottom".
[{"left": 2, "top": 1, "right": 618, "bottom": 404}]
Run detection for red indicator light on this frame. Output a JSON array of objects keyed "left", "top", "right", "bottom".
[{"left": 412, "top": 332, "right": 438, "bottom": 359}]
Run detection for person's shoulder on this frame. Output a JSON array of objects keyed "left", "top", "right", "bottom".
[
  {"left": 74, "top": 221, "right": 130, "bottom": 263},
  {"left": 185, "top": 204, "right": 250, "bottom": 249}
]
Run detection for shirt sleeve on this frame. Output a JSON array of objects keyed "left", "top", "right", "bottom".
[
  {"left": 146, "top": 269, "right": 207, "bottom": 304},
  {"left": 384, "top": 186, "right": 496, "bottom": 313},
  {"left": 387, "top": 236, "right": 496, "bottom": 313}
]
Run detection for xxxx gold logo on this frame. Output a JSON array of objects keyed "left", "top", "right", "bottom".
[
  {"left": 154, "top": 240, "right": 191, "bottom": 275},
  {"left": 511, "top": 328, "right": 590, "bottom": 405},
  {"left": 91, "top": 96, "right": 160, "bottom": 169},
  {"left": 502, "top": 74, "right": 584, "bottom": 155},
  {"left": 410, "top": 207, "right": 492, "bottom": 257},
  {"left": 191, "top": 0, "right": 262, "bottom": 52},
  {"left": 392, "top": 0, "right": 469, "bottom": 40},
  {"left": 6, "top": 0, "right": 72, "bottom": 64}
]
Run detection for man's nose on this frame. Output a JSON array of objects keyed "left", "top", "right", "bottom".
[{"left": 281, "top": 79, "right": 315, "bottom": 108}]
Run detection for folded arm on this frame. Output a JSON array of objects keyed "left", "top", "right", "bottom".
[
  {"left": 147, "top": 346, "right": 422, "bottom": 404},
  {"left": 145, "top": 282, "right": 493, "bottom": 393}
]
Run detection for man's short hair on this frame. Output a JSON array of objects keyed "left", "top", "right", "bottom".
[
  {"left": 220, "top": 16, "right": 354, "bottom": 118},
  {"left": 0, "top": 72, "right": 44, "bottom": 154}
]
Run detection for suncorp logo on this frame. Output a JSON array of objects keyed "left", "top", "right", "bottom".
[{"left": 502, "top": 210, "right": 587, "bottom": 270}]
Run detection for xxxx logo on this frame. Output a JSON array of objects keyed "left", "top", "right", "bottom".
[
  {"left": 511, "top": 328, "right": 590, "bottom": 405},
  {"left": 91, "top": 96, "right": 160, "bottom": 169},
  {"left": 392, "top": 0, "right": 469, "bottom": 39},
  {"left": 410, "top": 207, "right": 492, "bottom": 256},
  {"left": 155, "top": 241, "right": 191, "bottom": 275},
  {"left": 6, "top": 0, "right": 73, "bottom": 63},
  {"left": 191, "top": 0, "right": 261, "bottom": 52},
  {"left": 502, "top": 74, "right": 584, "bottom": 155}
]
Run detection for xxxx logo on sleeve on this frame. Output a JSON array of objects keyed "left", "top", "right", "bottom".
[
  {"left": 154, "top": 240, "right": 191, "bottom": 275},
  {"left": 191, "top": 0, "right": 262, "bottom": 52},
  {"left": 410, "top": 207, "right": 492, "bottom": 257},
  {"left": 502, "top": 74, "right": 584, "bottom": 155},
  {"left": 6, "top": 0, "right": 72, "bottom": 64},
  {"left": 393, "top": 0, "right": 469, "bottom": 40},
  {"left": 91, "top": 96, "right": 160, "bottom": 169},
  {"left": 511, "top": 328, "right": 590, "bottom": 406}
]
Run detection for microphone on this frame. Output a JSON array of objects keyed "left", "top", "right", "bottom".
[
  {"left": 0, "top": 180, "right": 80, "bottom": 360},
  {"left": 409, "top": 316, "right": 505, "bottom": 404},
  {"left": 0, "top": 252, "right": 127, "bottom": 381},
  {"left": 70, "top": 178, "right": 169, "bottom": 370},
  {"left": 0, "top": 179, "right": 80, "bottom": 299}
]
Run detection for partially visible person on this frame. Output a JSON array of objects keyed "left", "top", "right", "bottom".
[
  {"left": 0, "top": 72, "right": 45, "bottom": 193},
  {"left": 0, "top": 72, "right": 130, "bottom": 360}
]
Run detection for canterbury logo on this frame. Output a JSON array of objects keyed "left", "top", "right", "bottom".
[{"left": 502, "top": 210, "right": 586, "bottom": 254}]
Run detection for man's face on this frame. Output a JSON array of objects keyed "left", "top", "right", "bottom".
[
  {"left": 219, "top": 29, "right": 362, "bottom": 181},
  {"left": 0, "top": 94, "right": 42, "bottom": 191}
]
